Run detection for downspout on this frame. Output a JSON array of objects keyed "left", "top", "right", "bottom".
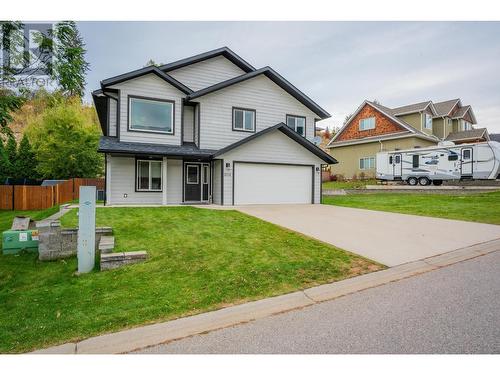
[{"left": 379, "top": 139, "right": 384, "bottom": 151}]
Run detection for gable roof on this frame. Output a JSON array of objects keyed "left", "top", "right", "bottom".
[
  {"left": 451, "top": 105, "right": 477, "bottom": 124},
  {"left": 392, "top": 101, "right": 437, "bottom": 116},
  {"left": 186, "top": 67, "right": 330, "bottom": 119},
  {"left": 213, "top": 123, "right": 337, "bottom": 164},
  {"left": 100, "top": 66, "right": 193, "bottom": 94},
  {"left": 159, "top": 47, "right": 255, "bottom": 74},
  {"left": 445, "top": 128, "right": 489, "bottom": 142},
  {"left": 433, "top": 99, "right": 461, "bottom": 117}
]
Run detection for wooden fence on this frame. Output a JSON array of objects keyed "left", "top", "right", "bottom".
[{"left": 0, "top": 178, "right": 105, "bottom": 211}]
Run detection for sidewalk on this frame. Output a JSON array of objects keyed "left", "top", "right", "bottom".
[{"left": 31, "top": 238, "right": 500, "bottom": 354}]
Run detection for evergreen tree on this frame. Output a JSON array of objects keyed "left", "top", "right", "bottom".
[
  {"left": 5, "top": 135, "right": 17, "bottom": 177},
  {"left": 15, "top": 134, "right": 38, "bottom": 179},
  {"left": 0, "top": 138, "right": 9, "bottom": 182}
]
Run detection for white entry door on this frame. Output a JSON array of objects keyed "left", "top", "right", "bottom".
[
  {"left": 393, "top": 154, "right": 402, "bottom": 178},
  {"left": 233, "top": 163, "right": 313, "bottom": 205},
  {"left": 461, "top": 148, "right": 473, "bottom": 176}
]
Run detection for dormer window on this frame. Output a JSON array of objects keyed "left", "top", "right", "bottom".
[
  {"left": 286, "top": 115, "right": 306, "bottom": 137},
  {"left": 359, "top": 117, "right": 375, "bottom": 131},
  {"left": 463, "top": 121, "right": 472, "bottom": 131}
]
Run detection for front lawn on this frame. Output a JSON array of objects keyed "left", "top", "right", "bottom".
[
  {"left": 0, "top": 206, "right": 381, "bottom": 353},
  {"left": 323, "top": 191, "right": 500, "bottom": 224},
  {"left": 322, "top": 179, "right": 378, "bottom": 190}
]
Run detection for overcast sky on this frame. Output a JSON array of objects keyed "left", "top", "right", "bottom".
[{"left": 79, "top": 21, "right": 500, "bottom": 133}]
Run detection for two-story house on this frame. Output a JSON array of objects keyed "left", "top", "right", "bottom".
[
  {"left": 326, "top": 99, "right": 489, "bottom": 178},
  {"left": 92, "top": 47, "right": 336, "bottom": 206}
]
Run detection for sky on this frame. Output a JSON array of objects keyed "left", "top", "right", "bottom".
[{"left": 79, "top": 21, "right": 500, "bottom": 134}]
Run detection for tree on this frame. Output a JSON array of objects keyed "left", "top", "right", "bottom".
[
  {"left": 48, "top": 21, "right": 90, "bottom": 97},
  {"left": 144, "top": 59, "right": 163, "bottom": 67},
  {"left": 323, "top": 127, "right": 331, "bottom": 140},
  {"left": 5, "top": 135, "right": 17, "bottom": 177},
  {"left": 26, "top": 97, "right": 103, "bottom": 179},
  {"left": 0, "top": 89, "right": 26, "bottom": 137},
  {"left": 15, "top": 134, "right": 38, "bottom": 179},
  {"left": 0, "top": 138, "right": 9, "bottom": 182}
]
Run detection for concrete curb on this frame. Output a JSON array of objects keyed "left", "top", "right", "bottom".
[{"left": 31, "top": 238, "right": 500, "bottom": 354}]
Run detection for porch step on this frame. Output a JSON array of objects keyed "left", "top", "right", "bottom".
[{"left": 98, "top": 236, "right": 115, "bottom": 254}]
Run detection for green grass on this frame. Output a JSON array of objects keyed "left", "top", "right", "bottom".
[
  {"left": 0, "top": 206, "right": 60, "bottom": 247},
  {"left": 322, "top": 179, "right": 378, "bottom": 190},
  {"left": 323, "top": 191, "right": 500, "bottom": 224},
  {"left": 0, "top": 207, "right": 381, "bottom": 353}
]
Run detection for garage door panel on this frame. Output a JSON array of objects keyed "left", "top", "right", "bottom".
[{"left": 234, "top": 163, "right": 312, "bottom": 205}]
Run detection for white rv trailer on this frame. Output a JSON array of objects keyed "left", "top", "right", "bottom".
[{"left": 376, "top": 141, "right": 500, "bottom": 186}]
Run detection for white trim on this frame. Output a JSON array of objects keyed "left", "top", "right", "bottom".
[
  {"left": 328, "top": 131, "right": 437, "bottom": 148},
  {"left": 129, "top": 97, "right": 174, "bottom": 134},
  {"left": 186, "top": 165, "right": 199, "bottom": 184},
  {"left": 136, "top": 159, "right": 163, "bottom": 192},
  {"left": 358, "top": 117, "right": 376, "bottom": 131},
  {"left": 359, "top": 156, "right": 376, "bottom": 170},
  {"left": 162, "top": 157, "right": 168, "bottom": 205}
]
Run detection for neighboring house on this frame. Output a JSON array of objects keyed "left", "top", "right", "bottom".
[
  {"left": 92, "top": 47, "right": 336, "bottom": 206},
  {"left": 491, "top": 133, "right": 500, "bottom": 143},
  {"left": 327, "top": 98, "right": 486, "bottom": 178}
]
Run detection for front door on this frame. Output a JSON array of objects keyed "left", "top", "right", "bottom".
[
  {"left": 393, "top": 153, "right": 402, "bottom": 178},
  {"left": 185, "top": 163, "right": 201, "bottom": 201},
  {"left": 461, "top": 148, "right": 473, "bottom": 176}
]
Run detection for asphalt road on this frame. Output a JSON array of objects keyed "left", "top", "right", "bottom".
[{"left": 137, "top": 251, "right": 500, "bottom": 354}]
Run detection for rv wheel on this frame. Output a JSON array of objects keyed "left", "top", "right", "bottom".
[
  {"left": 418, "top": 177, "right": 431, "bottom": 186},
  {"left": 432, "top": 180, "right": 443, "bottom": 186},
  {"left": 407, "top": 177, "right": 418, "bottom": 186}
]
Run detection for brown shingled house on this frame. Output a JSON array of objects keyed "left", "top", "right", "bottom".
[{"left": 327, "top": 98, "right": 488, "bottom": 178}]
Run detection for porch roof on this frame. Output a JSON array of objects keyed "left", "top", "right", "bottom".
[{"left": 98, "top": 137, "right": 216, "bottom": 158}]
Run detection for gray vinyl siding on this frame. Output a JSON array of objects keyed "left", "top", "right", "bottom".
[
  {"left": 183, "top": 106, "right": 194, "bottom": 142},
  {"left": 107, "top": 156, "right": 182, "bottom": 205},
  {"left": 217, "top": 129, "right": 323, "bottom": 205},
  {"left": 166, "top": 158, "right": 183, "bottom": 204},
  {"left": 168, "top": 56, "right": 245, "bottom": 91},
  {"left": 196, "top": 75, "right": 318, "bottom": 150},
  {"left": 194, "top": 104, "right": 199, "bottom": 146},
  {"left": 108, "top": 98, "right": 117, "bottom": 137},
  {"left": 109, "top": 74, "right": 184, "bottom": 145},
  {"left": 212, "top": 160, "right": 222, "bottom": 204}
]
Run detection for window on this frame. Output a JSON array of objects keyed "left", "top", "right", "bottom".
[
  {"left": 463, "top": 121, "right": 472, "bottom": 131},
  {"left": 186, "top": 165, "right": 199, "bottom": 184},
  {"left": 233, "top": 108, "right": 255, "bottom": 132},
  {"left": 463, "top": 149, "right": 471, "bottom": 160},
  {"left": 448, "top": 152, "right": 458, "bottom": 161},
  {"left": 129, "top": 97, "right": 174, "bottom": 134},
  {"left": 136, "top": 160, "right": 162, "bottom": 191},
  {"left": 286, "top": 115, "right": 306, "bottom": 136},
  {"left": 412, "top": 154, "right": 419, "bottom": 168},
  {"left": 359, "top": 157, "right": 375, "bottom": 170},
  {"left": 359, "top": 117, "right": 375, "bottom": 131},
  {"left": 424, "top": 113, "right": 433, "bottom": 130},
  {"left": 395, "top": 155, "right": 401, "bottom": 164}
]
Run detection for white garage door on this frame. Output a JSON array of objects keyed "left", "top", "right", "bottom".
[{"left": 233, "top": 163, "right": 313, "bottom": 205}]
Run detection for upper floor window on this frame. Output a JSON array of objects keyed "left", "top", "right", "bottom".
[
  {"left": 424, "top": 113, "right": 433, "bottom": 130},
  {"left": 359, "top": 117, "right": 375, "bottom": 131},
  {"left": 129, "top": 96, "right": 174, "bottom": 134},
  {"left": 463, "top": 121, "right": 472, "bottom": 131},
  {"left": 233, "top": 107, "right": 255, "bottom": 132},
  {"left": 286, "top": 115, "right": 306, "bottom": 137}
]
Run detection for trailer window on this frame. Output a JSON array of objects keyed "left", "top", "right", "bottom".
[
  {"left": 389, "top": 156, "right": 393, "bottom": 164},
  {"left": 463, "top": 149, "right": 471, "bottom": 160},
  {"left": 395, "top": 155, "right": 401, "bottom": 164},
  {"left": 412, "top": 155, "right": 419, "bottom": 168},
  {"left": 448, "top": 152, "right": 458, "bottom": 161}
]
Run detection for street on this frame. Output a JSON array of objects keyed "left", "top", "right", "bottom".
[{"left": 137, "top": 251, "right": 500, "bottom": 354}]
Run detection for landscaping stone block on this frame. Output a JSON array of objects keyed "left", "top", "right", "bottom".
[{"left": 100, "top": 251, "right": 147, "bottom": 271}]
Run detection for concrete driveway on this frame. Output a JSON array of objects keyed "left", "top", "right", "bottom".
[{"left": 235, "top": 204, "right": 500, "bottom": 266}]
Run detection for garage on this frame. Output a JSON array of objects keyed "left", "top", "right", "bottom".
[{"left": 233, "top": 162, "right": 313, "bottom": 205}]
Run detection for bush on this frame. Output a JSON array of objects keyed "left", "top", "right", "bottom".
[
  {"left": 329, "top": 174, "right": 337, "bottom": 182},
  {"left": 351, "top": 173, "right": 358, "bottom": 181},
  {"left": 336, "top": 174, "right": 345, "bottom": 182},
  {"left": 359, "top": 171, "right": 366, "bottom": 180}
]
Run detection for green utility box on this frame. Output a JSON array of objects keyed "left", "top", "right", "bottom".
[{"left": 2, "top": 229, "right": 39, "bottom": 255}]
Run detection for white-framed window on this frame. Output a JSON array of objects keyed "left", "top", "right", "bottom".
[
  {"left": 186, "top": 165, "right": 199, "bottom": 184},
  {"left": 136, "top": 160, "right": 162, "bottom": 191},
  {"left": 129, "top": 96, "right": 174, "bottom": 134},
  {"left": 286, "top": 115, "right": 306, "bottom": 136},
  {"left": 359, "top": 157, "right": 375, "bottom": 170},
  {"left": 424, "top": 113, "right": 433, "bottom": 130},
  {"left": 233, "top": 107, "right": 255, "bottom": 132},
  {"left": 463, "top": 121, "right": 472, "bottom": 131},
  {"left": 359, "top": 117, "right": 375, "bottom": 131}
]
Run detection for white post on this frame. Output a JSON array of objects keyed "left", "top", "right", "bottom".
[
  {"left": 162, "top": 157, "right": 168, "bottom": 205},
  {"left": 77, "top": 186, "right": 96, "bottom": 273},
  {"left": 106, "top": 155, "right": 112, "bottom": 206}
]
